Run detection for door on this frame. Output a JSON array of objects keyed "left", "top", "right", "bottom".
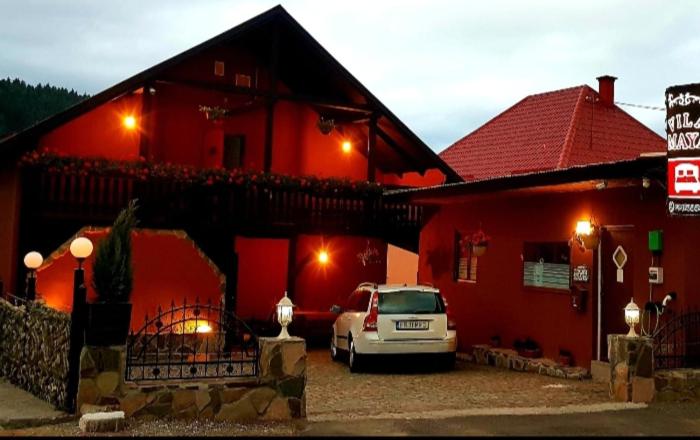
[
  {"left": 600, "top": 226, "right": 635, "bottom": 361},
  {"left": 223, "top": 134, "right": 244, "bottom": 169}
]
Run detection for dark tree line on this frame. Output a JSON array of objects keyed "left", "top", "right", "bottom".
[{"left": 0, "top": 77, "right": 90, "bottom": 138}]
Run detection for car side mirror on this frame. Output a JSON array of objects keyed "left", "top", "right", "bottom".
[{"left": 330, "top": 304, "right": 343, "bottom": 314}]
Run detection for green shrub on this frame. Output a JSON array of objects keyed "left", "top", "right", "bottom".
[{"left": 92, "top": 199, "right": 138, "bottom": 303}]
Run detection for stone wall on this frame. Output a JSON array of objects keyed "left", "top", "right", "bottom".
[
  {"left": 654, "top": 369, "right": 700, "bottom": 402},
  {"left": 0, "top": 298, "right": 71, "bottom": 409},
  {"left": 469, "top": 345, "right": 590, "bottom": 380},
  {"left": 608, "top": 335, "right": 654, "bottom": 403},
  {"left": 77, "top": 337, "right": 306, "bottom": 421}
]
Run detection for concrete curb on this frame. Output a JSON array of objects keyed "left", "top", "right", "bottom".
[
  {"left": 0, "top": 414, "right": 78, "bottom": 430},
  {"left": 308, "top": 402, "right": 648, "bottom": 422}
]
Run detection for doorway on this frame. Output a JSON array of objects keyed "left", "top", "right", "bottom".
[{"left": 600, "top": 226, "right": 635, "bottom": 361}]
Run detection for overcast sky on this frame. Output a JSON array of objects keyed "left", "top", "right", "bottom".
[{"left": 2, "top": 0, "right": 698, "bottom": 151}]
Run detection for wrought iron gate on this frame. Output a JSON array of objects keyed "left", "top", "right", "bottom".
[
  {"left": 125, "top": 298, "right": 258, "bottom": 381},
  {"left": 654, "top": 309, "right": 700, "bottom": 370}
]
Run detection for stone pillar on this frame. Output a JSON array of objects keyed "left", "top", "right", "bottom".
[
  {"left": 77, "top": 346, "right": 125, "bottom": 415},
  {"left": 608, "top": 335, "right": 654, "bottom": 403},
  {"left": 258, "top": 337, "right": 307, "bottom": 419}
]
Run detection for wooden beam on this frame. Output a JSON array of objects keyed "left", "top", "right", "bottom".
[
  {"left": 264, "top": 100, "right": 276, "bottom": 172},
  {"left": 286, "top": 235, "right": 298, "bottom": 300},
  {"left": 139, "top": 83, "right": 154, "bottom": 160},
  {"left": 264, "top": 24, "right": 280, "bottom": 173},
  {"left": 154, "top": 78, "right": 373, "bottom": 114},
  {"left": 367, "top": 114, "right": 377, "bottom": 182}
]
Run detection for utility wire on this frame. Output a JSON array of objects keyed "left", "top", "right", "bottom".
[{"left": 615, "top": 101, "right": 665, "bottom": 111}]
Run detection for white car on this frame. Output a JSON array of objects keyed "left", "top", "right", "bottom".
[{"left": 330, "top": 283, "right": 457, "bottom": 372}]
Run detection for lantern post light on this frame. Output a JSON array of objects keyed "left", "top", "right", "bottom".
[
  {"left": 66, "top": 236, "right": 93, "bottom": 413},
  {"left": 23, "top": 251, "right": 43, "bottom": 301},
  {"left": 276, "top": 291, "right": 295, "bottom": 339},
  {"left": 624, "top": 297, "right": 640, "bottom": 338}
]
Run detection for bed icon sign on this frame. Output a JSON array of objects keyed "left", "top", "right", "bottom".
[
  {"left": 675, "top": 162, "right": 700, "bottom": 194},
  {"left": 668, "top": 158, "right": 700, "bottom": 199}
]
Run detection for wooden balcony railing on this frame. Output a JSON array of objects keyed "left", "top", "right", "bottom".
[{"left": 21, "top": 169, "right": 423, "bottom": 243}]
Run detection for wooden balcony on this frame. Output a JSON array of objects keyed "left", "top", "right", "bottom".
[{"left": 20, "top": 168, "right": 423, "bottom": 249}]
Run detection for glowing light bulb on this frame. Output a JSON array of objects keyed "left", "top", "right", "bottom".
[
  {"left": 196, "top": 323, "right": 212, "bottom": 333},
  {"left": 341, "top": 141, "right": 352, "bottom": 154},
  {"left": 318, "top": 250, "right": 329, "bottom": 265},
  {"left": 123, "top": 115, "right": 137, "bottom": 130}
]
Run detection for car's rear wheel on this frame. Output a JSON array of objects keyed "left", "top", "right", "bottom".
[
  {"left": 442, "top": 352, "right": 456, "bottom": 371},
  {"left": 348, "top": 338, "right": 363, "bottom": 373}
]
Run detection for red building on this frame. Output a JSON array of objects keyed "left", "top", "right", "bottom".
[
  {"left": 389, "top": 78, "right": 700, "bottom": 370},
  {"left": 0, "top": 6, "right": 457, "bottom": 332}
]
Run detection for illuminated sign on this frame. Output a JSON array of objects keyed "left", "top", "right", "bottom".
[{"left": 666, "top": 83, "right": 700, "bottom": 216}]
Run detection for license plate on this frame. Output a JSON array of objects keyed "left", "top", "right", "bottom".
[{"left": 396, "top": 320, "right": 429, "bottom": 330}]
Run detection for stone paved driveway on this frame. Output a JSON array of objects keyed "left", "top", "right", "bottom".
[{"left": 305, "top": 349, "right": 610, "bottom": 420}]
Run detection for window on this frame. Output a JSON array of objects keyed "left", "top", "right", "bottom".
[
  {"left": 223, "top": 135, "right": 244, "bottom": 169},
  {"left": 345, "top": 289, "right": 372, "bottom": 312},
  {"left": 522, "top": 242, "right": 570, "bottom": 290},
  {"left": 378, "top": 291, "right": 445, "bottom": 315},
  {"left": 454, "top": 232, "right": 478, "bottom": 282}
]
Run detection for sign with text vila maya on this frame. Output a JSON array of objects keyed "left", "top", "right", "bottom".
[{"left": 666, "top": 83, "right": 700, "bottom": 216}]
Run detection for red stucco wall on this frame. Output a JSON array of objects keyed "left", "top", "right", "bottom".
[
  {"left": 36, "top": 229, "right": 224, "bottom": 331},
  {"left": 39, "top": 94, "right": 142, "bottom": 160},
  {"left": 418, "top": 185, "right": 700, "bottom": 368}
]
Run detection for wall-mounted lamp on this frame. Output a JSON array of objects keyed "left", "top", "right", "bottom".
[
  {"left": 341, "top": 140, "right": 352, "bottom": 154},
  {"left": 573, "top": 219, "right": 600, "bottom": 251},
  {"left": 23, "top": 251, "right": 43, "bottom": 301},
  {"left": 624, "top": 297, "right": 640, "bottom": 337}
]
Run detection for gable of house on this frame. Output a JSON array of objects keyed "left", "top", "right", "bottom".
[{"left": 0, "top": 5, "right": 460, "bottom": 186}]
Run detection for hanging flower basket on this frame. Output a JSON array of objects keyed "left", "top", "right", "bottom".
[
  {"left": 581, "top": 228, "right": 600, "bottom": 250},
  {"left": 460, "top": 229, "right": 491, "bottom": 256}
]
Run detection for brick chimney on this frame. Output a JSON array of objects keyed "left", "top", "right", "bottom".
[{"left": 596, "top": 75, "right": 617, "bottom": 107}]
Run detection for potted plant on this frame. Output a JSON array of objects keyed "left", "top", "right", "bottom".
[
  {"left": 470, "top": 229, "right": 491, "bottom": 256},
  {"left": 86, "top": 200, "right": 138, "bottom": 346}
]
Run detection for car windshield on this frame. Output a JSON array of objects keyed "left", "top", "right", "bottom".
[{"left": 377, "top": 290, "right": 445, "bottom": 315}]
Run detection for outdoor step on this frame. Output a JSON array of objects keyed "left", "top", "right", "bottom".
[{"left": 78, "top": 411, "right": 126, "bottom": 433}]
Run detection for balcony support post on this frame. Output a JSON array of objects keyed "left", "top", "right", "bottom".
[{"left": 367, "top": 114, "right": 378, "bottom": 182}]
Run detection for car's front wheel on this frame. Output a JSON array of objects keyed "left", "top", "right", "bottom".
[{"left": 348, "top": 338, "right": 363, "bottom": 373}]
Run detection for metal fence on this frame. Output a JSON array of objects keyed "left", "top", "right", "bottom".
[
  {"left": 125, "top": 298, "right": 259, "bottom": 382},
  {"left": 654, "top": 309, "right": 700, "bottom": 370}
]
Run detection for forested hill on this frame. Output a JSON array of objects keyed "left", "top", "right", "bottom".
[{"left": 0, "top": 78, "right": 90, "bottom": 139}]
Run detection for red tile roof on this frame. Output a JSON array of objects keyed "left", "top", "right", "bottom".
[{"left": 439, "top": 85, "right": 665, "bottom": 181}]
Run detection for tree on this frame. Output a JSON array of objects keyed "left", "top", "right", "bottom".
[{"left": 0, "top": 77, "right": 89, "bottom": 138}]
